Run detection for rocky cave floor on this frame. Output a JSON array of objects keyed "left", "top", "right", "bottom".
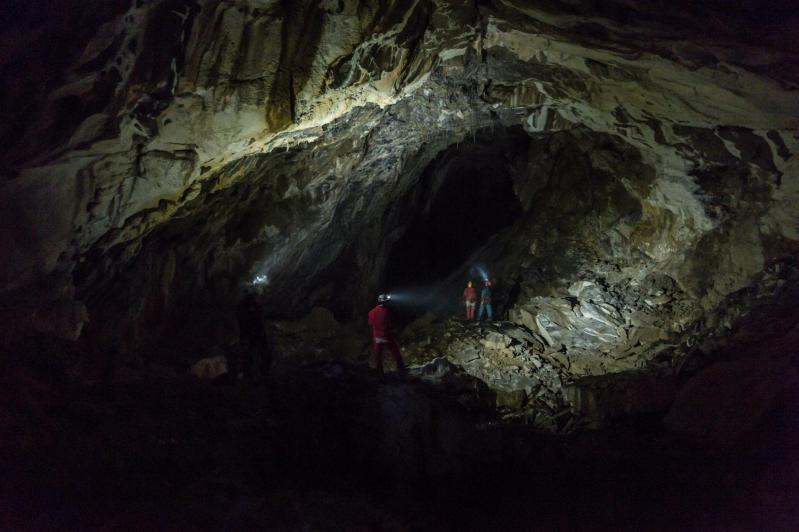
[{"left": 3, "top": 313, "right": 799, "bottom": 532}]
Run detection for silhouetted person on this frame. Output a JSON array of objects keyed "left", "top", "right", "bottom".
[
  {"left": 368, "top": 294, "right": 405, "bottom": 374},
  {"left": 503, "top": 275, "right": 523, "bottom": 319},
  {"left": 235, "top": 288, "right": 273, "bottom": 381}
]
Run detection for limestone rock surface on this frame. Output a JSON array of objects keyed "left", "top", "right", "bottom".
[{"left": 1, "top": 1, "right": 797, "bottom": 427}]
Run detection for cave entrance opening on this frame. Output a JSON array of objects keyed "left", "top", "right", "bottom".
[{"left": 384, "top": 127, "right": 527, "bottom": 322}]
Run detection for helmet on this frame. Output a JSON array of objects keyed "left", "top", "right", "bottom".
[
  {"left": 377, "top": 294, "right": 390, "bottom": 304},
  {"left": 467, "top": 281, "right": 473, "bottom": 288}
]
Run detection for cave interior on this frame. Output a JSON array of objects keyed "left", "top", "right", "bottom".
[{"left": 1, "top": 0, "right": 799, "bottom": 529}]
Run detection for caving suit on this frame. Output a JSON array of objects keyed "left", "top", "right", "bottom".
[
  {"left": 463, "top": 286, "right": 477, "bottom": 319},
  {"left": 368, "top": 304, "right": 405, "bottom": 373},
  {"left": 236, "top": 294, "right": 273, "bottom": 380},
  {"left": 477, "top": 286, "right": 493, "bottom": 321}
]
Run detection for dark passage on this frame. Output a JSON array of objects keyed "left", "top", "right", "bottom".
[{"left": 385, "top": 128, "right": 526, "bottom": 291}]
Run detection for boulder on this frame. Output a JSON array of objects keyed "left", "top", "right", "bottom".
[{"left": 190, "top": 355, "right": 228, "bottom": 381}]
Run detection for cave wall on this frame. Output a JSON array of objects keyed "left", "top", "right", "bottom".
[{"left": 0, "top": 0, "right": 797, "bottom": 357}]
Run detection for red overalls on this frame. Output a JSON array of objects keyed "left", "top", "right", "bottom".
[
  {"left": 367, "top": 304, "right": 405, "bottom": 373},
  {"left": 463, "top": 286, "right": 477, "bottom": 320}
]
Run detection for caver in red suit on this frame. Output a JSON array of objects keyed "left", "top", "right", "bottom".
[
  {"left": 368, "top": 295, "right": 405, "bottom": 374},
  {"left": 463, "top": 281, "right": 477, "bottom": 320}
]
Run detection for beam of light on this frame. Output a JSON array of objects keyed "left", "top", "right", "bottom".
[
  {"left": 473, "top": 264, "right": 490, "bottom": 282},
  {"left": 384, "top": 287, "right": 435, "bottom": 306}
]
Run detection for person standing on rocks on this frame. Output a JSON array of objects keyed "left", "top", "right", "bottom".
[
  {"left": 463, "top": 280, "right": 477, "bottom": 320},
  {"left": 502, "top": 275, "right": 523, "bottom": 319},
  {"left": 477, "top": 279, "right": 494, "bottom": 321},
  {"left": 235, "top": 287, "right": 273, "bottom": 382},
  {"left": 368, "top": 294, "right": 405, "bottom": 374}
]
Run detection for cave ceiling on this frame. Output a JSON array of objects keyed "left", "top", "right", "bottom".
[{"left": 0, "top": 0, "right": 797, "bottom": 367}]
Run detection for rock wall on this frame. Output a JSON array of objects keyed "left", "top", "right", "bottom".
[{"left": 0, "top": 0, "right": 797, "bottom": 364}]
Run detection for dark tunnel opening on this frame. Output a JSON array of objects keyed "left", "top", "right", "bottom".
[{"left": 383, "top": 129, "right": 527, "bottom": 321}]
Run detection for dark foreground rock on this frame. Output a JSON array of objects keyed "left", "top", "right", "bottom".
[{"left": 2, "top": 349, "right": 799, "bottom": 531}]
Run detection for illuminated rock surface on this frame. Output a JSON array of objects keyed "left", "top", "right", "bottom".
[{"left": 1, "top": 0, "right": 798, "bottom": 528}]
